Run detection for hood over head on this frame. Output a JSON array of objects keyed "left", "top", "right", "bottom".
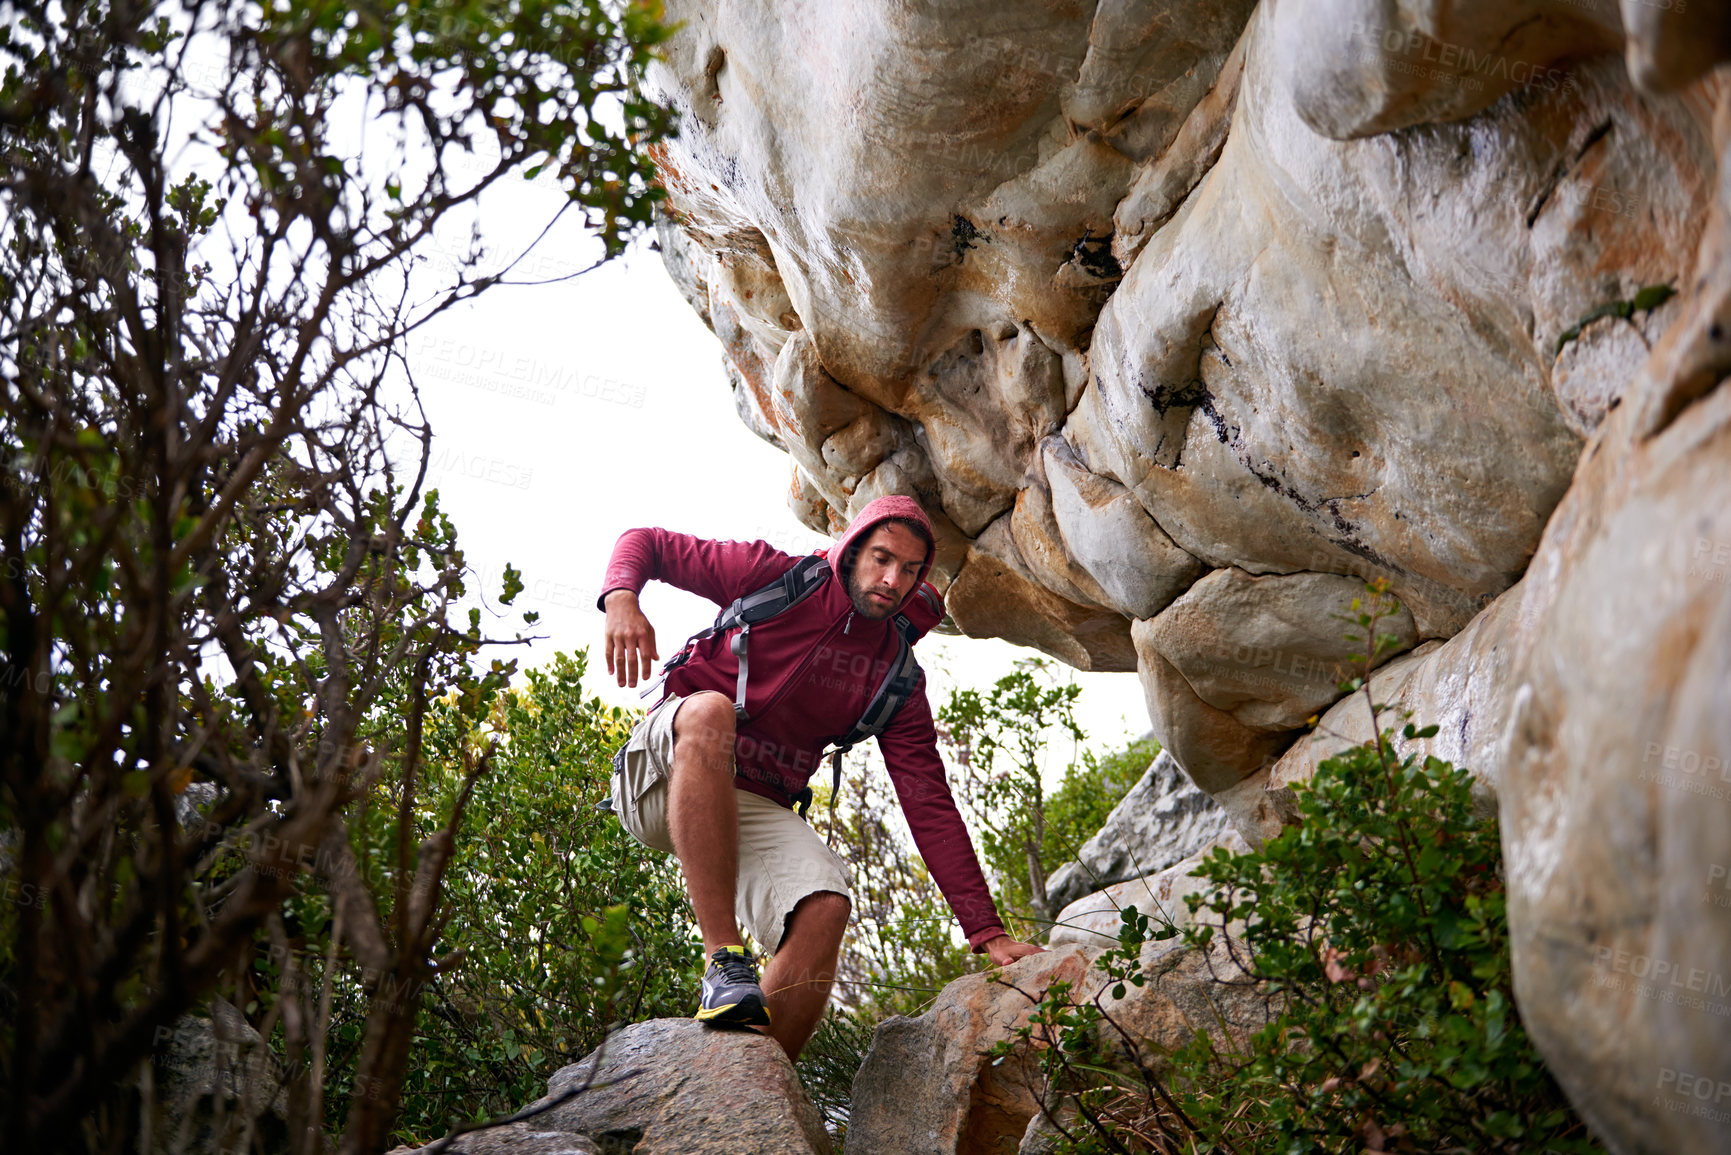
[{"left": 822, "top": 495, "right": 942, "bottom": 631}]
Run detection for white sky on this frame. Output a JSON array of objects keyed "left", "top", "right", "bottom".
[{"left": 401, "top": 170, "right": 1152, "bottom": 771}]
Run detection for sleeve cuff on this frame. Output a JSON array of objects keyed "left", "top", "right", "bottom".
[
  {"left": 967, "top": 926, "right": 1008, "bottom": 952},
  {"left": 596, "top": 585, "right": 636, "bottom": 612}
]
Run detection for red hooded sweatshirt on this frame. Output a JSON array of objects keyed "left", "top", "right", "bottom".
[{"left": 598, "top": 495, "right": 1006, "bottom": 949}]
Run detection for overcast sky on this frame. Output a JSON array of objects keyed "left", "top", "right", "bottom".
[{"left": 397, "top": 167, "right": 1152, "bottom": 776}]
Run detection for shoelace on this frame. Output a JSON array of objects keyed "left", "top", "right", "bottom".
[{"left": 712, "top": 950, "right": 759, "bottom": 985}]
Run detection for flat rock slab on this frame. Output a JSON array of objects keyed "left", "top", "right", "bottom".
[
  {"left": 849, "top": 947, "right": 1095, "bottom": 1155},
  {"left": 537, "top": 1019, "right": 832, "bottom": 1155},
  {"left": 1049, "top": 832, "right": 1247, "bottom": 948},
  {"left": 394, "top": 1124, "right": 602, "bottom": 1155},
  {"left": 1046, "top": 749, "right": 1232, "bottom": 911}
]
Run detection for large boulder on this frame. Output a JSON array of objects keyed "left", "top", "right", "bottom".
[
  {"left": 642, "top": 2, "right": 1731, "bottom": 1151},
  {"left": 394, "top": 1126, "right": 600, "bottom": 1155},
  {"left": 413, "top": 1020, "right": 832, "bottom": 1155},
  {"left": 540, "top": 1020, "right": 832, "bottom": 1155},
  {"left": 847, "top": 947, "right": 1095, "bottom": 1155},
  {"left": 1492, "top": 94, "right": 1731, "bottom": 1153},
  {"left": 1045, "top": 749, "right": 1232, "bottom": 912},
  {"left": 645, "top": 0, "right": 1718, "bottom": 807},
  {"left": 849, "top": 940, "right": 1273, "bottom": 1155},
  {"left": 148, "top": 999, "right": 288, "bottom": 1155}
]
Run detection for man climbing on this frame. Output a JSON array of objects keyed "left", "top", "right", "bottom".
[{"left": 599, "top": 494, "right": 1043, "bottom": 1060}]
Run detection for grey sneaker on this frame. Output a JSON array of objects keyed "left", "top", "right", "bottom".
[{"left": 695, "top": 945, "right": 771, "bottom": 1027}]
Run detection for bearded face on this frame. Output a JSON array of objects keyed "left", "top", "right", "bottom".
[{"left": 845, "top": 522, "right": 927, "bottom": 619}]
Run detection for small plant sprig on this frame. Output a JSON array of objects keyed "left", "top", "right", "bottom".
[{"left": 984, "top": 904, "right": 1210, "bottom": 1155}]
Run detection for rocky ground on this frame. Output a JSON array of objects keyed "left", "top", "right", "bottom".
[{"left": 401, "top": 938, "right": 1269, "bottom": 1155}]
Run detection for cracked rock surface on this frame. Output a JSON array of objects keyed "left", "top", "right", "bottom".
[{"left": 649, "top": 0, "right": 1715, "bottom": 795}]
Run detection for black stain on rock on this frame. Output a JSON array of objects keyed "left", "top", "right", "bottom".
[
  {"left": 951, "top": 215, "right": 987, "bottom": 261},
  {"left": 1068, "top": 229, "right": 1122, "bottom": 281}
]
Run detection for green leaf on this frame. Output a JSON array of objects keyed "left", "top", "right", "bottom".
[
  {"left": 1631, "top": 283, "right": 1675, "bottom": 312},
  {"left": 501, "top": 563, "right": 525, "bottom": 606}
]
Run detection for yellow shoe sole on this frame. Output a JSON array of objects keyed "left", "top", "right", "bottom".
[{"left": 694, "top": 999, "right": 771, "bottom": 1027}]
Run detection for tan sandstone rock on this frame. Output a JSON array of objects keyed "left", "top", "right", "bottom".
[
  {"left": 1147, "top": 567, "right": 1417, "bottom": 733},
  {"left": 1131, "top": 621, "right": 1290, "bottom": 793},
  {"left": 847, "top": 946, "right": 1095, "bottom": 1155},
  {"left": 848, "top": 938, "right": 1272, "bottom": 1155},
  {"left": 948, "top": 519, "right": 1138, "bottom": 672},
  {"left": 1494, "top": 78, "right": 1731, "bottom": 1155},
  {"left": 647, "top": 0, "right": 1718, "bottom": 815},
  {"left": 535, "top": 1019, "right": 832, "bottom": 1155}
]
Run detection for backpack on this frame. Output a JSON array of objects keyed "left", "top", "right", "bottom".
[{"left": 616, "top": 555, "right": 926, "bottom": 828}]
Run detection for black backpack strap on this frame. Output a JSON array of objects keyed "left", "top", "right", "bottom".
[
  {"left": 650, "top": 555, "right": 832, "bottom": 718},
  {"left": 721, "top": 555, "right": 830, "bottom": 722},
  {"left": 840, "top": 613, "right": 921, "bottom": 745},
  {"left": 822, "top": 613, "right": 923, "bottom": 841},
  {"left": 717, "top": 554, "right": 831, "bottom": 634}
]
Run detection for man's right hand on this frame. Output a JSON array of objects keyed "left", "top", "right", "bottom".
[{"left": 603, "top": 590, "right": 659, "bottom": 688}]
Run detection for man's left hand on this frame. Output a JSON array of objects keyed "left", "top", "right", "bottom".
[{"left": 982, "top": 934, "right": 1046, "bottom": 967}]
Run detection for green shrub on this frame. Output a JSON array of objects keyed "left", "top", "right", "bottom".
[
  {"left": 289, "top": 651, "right": 701, "bottom": 1148},
  {"left": 795, "top": 1006, "right": 880, "bottom": 1149},
  {"left": 938, "top": 662, "right": 1152, "bottom": 932},
  {"left": 1154, "top": 733, "right": 1601, "bottom": 1152},
  {"left": 811, "top": 756, "right": 977, "bottom": 1020},
  {"left": 989, "top": 583, "right": 1604, "bottom": 1154},
  {"left": 940, "top": 658, "right": 1085, "bottom": 929},
  {"left": 398, "top": 652, "right": 700, "bottom": 1140}
]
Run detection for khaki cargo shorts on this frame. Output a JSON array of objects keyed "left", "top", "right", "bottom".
[{"left": 610, "top": 693, "right": 853, "bottom": 954}]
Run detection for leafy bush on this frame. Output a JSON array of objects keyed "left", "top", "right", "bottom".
[
  {"left": 939, "top": 661, "right": 1151, "bottom": 932},
  {"left": 810, "top": 755, "right": 977, "bottom": 1021},
  {"left": 389, "top": 652, "right": 701, "bottom": 1143},
  {"left": 988, "top": 584, "right": 1604, "bottom": 1154},
  {"left": 237, "top": 652, "right": 700, "bottom": 1149},
  {"left": 0, "top": 0, "right": 672, "bottom": 1147},
  {"left": 938, "top": 659, "right": 1085, "bottom": 928},
  {"left": 1154, "top": 733, "right": 1601, "bottom": 1152},
  {"left": 794, "top": 1006, "right": 880, "bottom": 1148}
]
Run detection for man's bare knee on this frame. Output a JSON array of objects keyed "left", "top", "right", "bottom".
[
  {"left": 672, "top": 692, "right": 735, "bottom": 768},
  {"left": 791, "top": 891, "right": 851, "bottom": 936}
]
